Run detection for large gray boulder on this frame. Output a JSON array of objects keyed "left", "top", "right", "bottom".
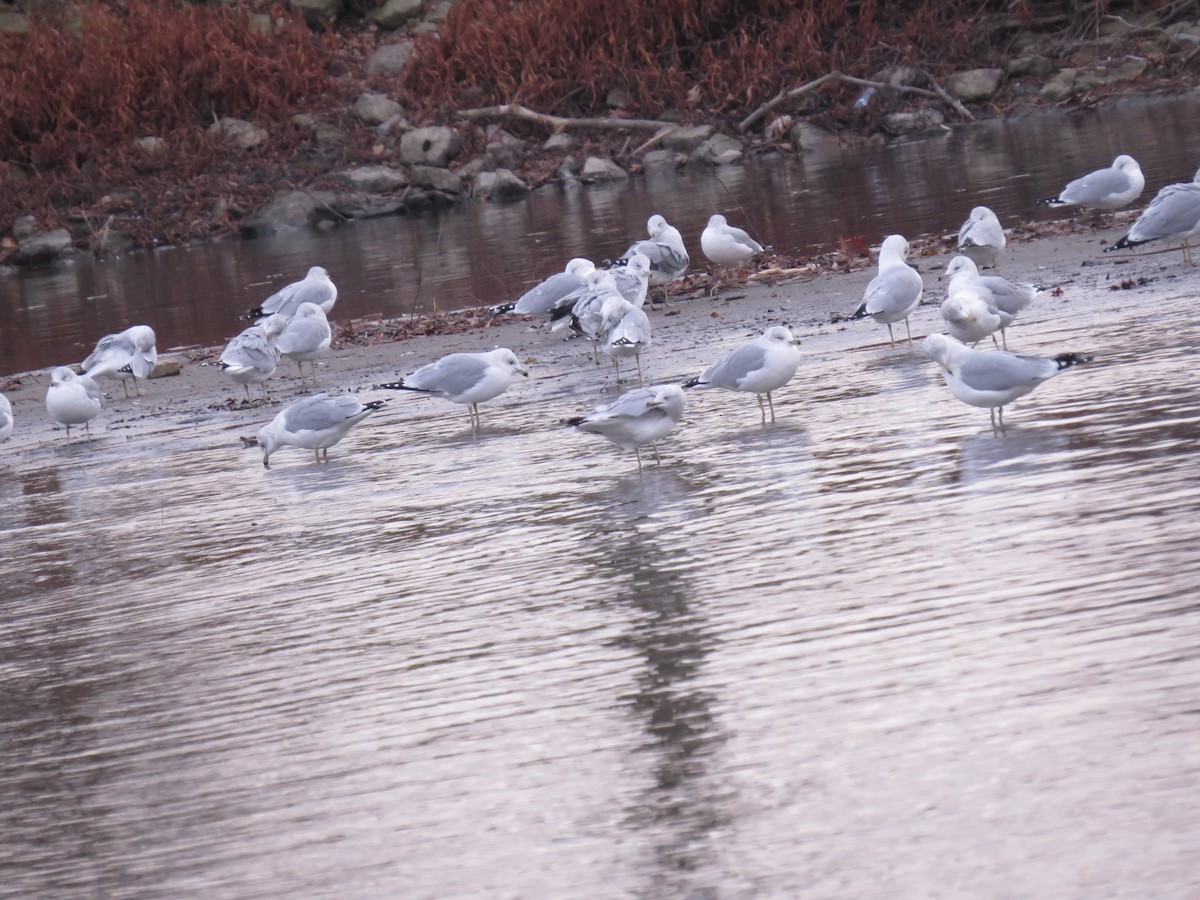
[
  {"left": 409, "top": 165, "right": 464, "bottom": 194},
  {"left": 241, "top": 190, "right": 339, "bottom": 236},
  {"left": 661, "top": 125, "right": 714, "bottom": 153},
  {"left": 788, "top": 120, "right": 836, "bottom": 153},
  {"left": 353, "top": 92, "right": 404, "bottom": 126},
  {"left": 579, "top": 157, "right": 628, "bottom": 183},
  {"left": 371, "top": 0, "right": 424, "bottom": 30},
  {"left": 335, "top": 165, "right": 409, "bottom": 193},
  {"left": 1007, "top": 55, "right": 1056, "bottom": 77},
  {"left": 880, "top": 108, "right": 945, "bottom": 135},
  {"left": 1039, "top": 68, "right": 1104, "bottom": 101},
  {"left": 688, "top": 133, "right": 743, "bottom": 166},
  {"left": 366, "top": 41, "right": 414, "bottom": 75},
  {"left": 12, "top": 229, "right": 72, "bottom": 265},
  {"left": 944, "top": 68, "right": 1004, "bottom": 102},
  {"left": 207, "top": 117, "right": 268, "bottom": 150},
  {"left": 474, "top": 169, "right": 530, "bottom": 201},
  {"left": 399, "top": 126, "right": 463, "bottom": 167}
]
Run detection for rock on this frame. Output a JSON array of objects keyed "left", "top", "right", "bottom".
[
  {"left": 289, "top": 0, "right": 341, "bottom": 27},
  {"left": 474, "top": 169, "right": 529, "bottom": 201},
  {"left": 688, "top": 133, "right": 744, "bottom": 166},
  {"left": 456, "top": 157, "right": 492, "bottom": 180},
  {"left": 426, "top": 0, "right": 453, "bottom": 21},
  {"left": 399, "top": 126, "right": 463, "bottom": 167},
  {"left": 314, "top": 124, "right": 347, "bottom": 146},
  {"left": 880, "top": 109, "right": 945, "bottom": 134},
  {"left": 371, "top": 0, "right": 424, "bottom": 29},
  {"left": 241, "top": 190, "right": 340, "bottom": 236},
  {"left": 366, "top": 41, "right": 414, "bottom": 75},
  {"left": 150, "top": 356, "right": 184, "bottom": 379},
  {"left": 606, "top": 88, "right": 630, "bottom": 109},
  {"left": 335, "top": 165, "right": 409, "bottom": 192},
  {"left": 579, "top": 156, "right": 628, "bottom": 183},
  {"left": 133, "top": 136, "right": 168, "bottom": 158},
  {"left": 874, "top": 64, "right": 923, "bottom": 88},
  {"left": 944, "top": 68, "right": 1004, "bottom": 102},
  {"left": 207, "top": 117, "right": 268, "bottom": 150},
  {"left": 1099, "top": 58, "right": 1150, "bottom": 84},
  {"left": 543, "top": 133, "right": 575, "bottom": 151},
  {"left": 661, "top": 124, "right": 714, "bottom": 152},
  {"left": 326, "top": 195, "right": 407, "bottom": 219},
  {"left": 353, "top": 92, "right": 404, "bottom": 126},
  {"left": 787, "top": 120, "right": 835, "bottom": 153},
  {"left": 1007, "top": 55, "right": 1056, "bottom": 77},
  {"left": 1039, "top": 68, "right": 1104, "bottom": 102},
  {"left": 0, "top": 10, "right": 29, "bottom": 33},
  {"left": 642, "top": 149, "right": 677, "bottom": 169},
  {"left": 410, "top": 165, "right": 463, "bottom": 194},
  {"left": 376, "top": 113, "right": 412, "bottom": 137},
  {"left": 486, "top": 140, "right": 524, "bottom": 170},
  {"left": 12, "top": 229, "right": 72, "bottom": 265},
  {"left": 247, "top": 13, "right": 286, "bottom": 36},
  {"left": 12, "top": 216, "right": 38, "bottom": 242}
]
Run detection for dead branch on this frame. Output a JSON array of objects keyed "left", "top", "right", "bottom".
[
  {"left": 456, "top": 103, "right": 677, "bottom": 133},
  {"left": 738, "top": 71, "right": 973, "bottom": 133}
]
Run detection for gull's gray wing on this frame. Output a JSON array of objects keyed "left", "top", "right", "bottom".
[
  {"left": 585, "top": 388, "right": 660, "bottom": 423},
  {"left": 863, "top": 266, "right": 922, "bottom": 316},
  {"left": 276, "top": 317, "right": 330, "bottom": 356},
  {"left": 725, "top": 225, "right": 764, "bottom": 253},
  {"left": 514, "top": 272, "right": 587, "bottom": 315},
  {"left": 1129, "top": 183, "right": 1200, "bottom": 242},
  {"left": 282, "top": 394, "right": 363, "bottom": 433},
  {"left": 955, "top": 351, "right": 1056, "bottom": 392},
  {"left": 408, "top": 353, "right": 489, "bottom": 395},
  {"left": 700, "top": 341, "right": 769, "bottom": 389},
  {"left": 960, "top": 216, "right": 1004, "bottom": 248},
  {"left": 1061, "top": 166, "right": 1132, "bottom": 205},
  {"left": 222, "top": 329, "right": 278, "bottom": 368},
  {"left": 81, "top": 332, "right": 133, "bottom": 376}
]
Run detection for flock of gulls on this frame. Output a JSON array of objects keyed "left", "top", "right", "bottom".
[{"left": 5, "top": 151, "right": 1199, "bottom": 468}]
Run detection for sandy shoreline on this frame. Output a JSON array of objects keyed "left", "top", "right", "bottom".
[{"left": 0, "top": 214, "right": 1188, "bottom": 464}]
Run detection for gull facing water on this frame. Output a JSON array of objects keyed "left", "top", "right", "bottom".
[
  {"left": 257, "top": 393, "right": 386, "bottom": 467},
  {"left": 567, "top": 384, "right": 686, "bottom": 470},
  {"left": 683, "top": 325, "right": 803, "bottom": 422},
  {"left": 957, "top": 206, "right": 1006, "bottom": 269}
]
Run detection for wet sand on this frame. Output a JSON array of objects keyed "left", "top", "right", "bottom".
[{"left": 0, "top": 216, "right": 1187, "bottom": 461}]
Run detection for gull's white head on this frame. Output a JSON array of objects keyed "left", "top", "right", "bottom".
[
  {"left": 707, "top": 214, "right": 728, "bottom": 228},
  {"left": 258, "top": 313, "right": 290, "bottom": 339},
  {"left": 650, "top": 384, "right": 686, "bottom": 421},
  {"left": 125, "top": 325, "right": 156, "bottom": 351},
  {"left": 51, "top": 366, "right": 77, "bottom": 386},
  {"left": 922, "top": 333, "right": 963, "bottom": 366},
  {"left": 1113, "top": 155, "right": 1141, "bottom": 173},
  {"left": 493, "top": 348, "right": 529, "bottom": 377},
  {"left": 625, "top": 253, "right": 651, "bottom": 277},
  {"left": 879, "top": 234, "right": 910, "bottom": 263},
  {"left": 647, "top": 214, "right": 668, "bottom": 236},
  {"left": 293, "top": 302, "right": 328, "bottom": 320},
  {"left": 970, "top": 206, "right": 997, "bottom": 223},
  {"left": 941, "top": 295, "right": 977, "bottom": 325},
  {"left": 256, "top": 423, "right": 279, "bottom": 468},
  {"left": 945, "top": 255, "right": 980, "bottom": 279},
  {"left": 307, "top": 266, "right": 330, "bottom": 280},
  {"left": 566, "top": 257, "right": 595, "bottom": 277},
  {"left": 762, "top": 325, "right": 801, "bottom": 346}
]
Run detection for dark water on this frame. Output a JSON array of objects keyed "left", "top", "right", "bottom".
[{"left": 3, "top": 93, "right": 1200, "bottom": 377}]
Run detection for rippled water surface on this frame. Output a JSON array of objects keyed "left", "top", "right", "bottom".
[
  {"left": 4, "top": 276, "right": 1200, "bottom": 896},
  {"left": 4, "top": 93, "right": 1200, "bottom": 375}
]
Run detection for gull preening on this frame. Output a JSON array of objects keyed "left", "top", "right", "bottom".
[
  {"left": 945, "top": 255, "right": 1039, "bottom": 349},
  {"left": 701, "top": 214, "right": 764, "bottom": 274},
  {"left": 923, "top": 333, "right": 1092, "bottom": 430},
  {"left": 1107, "top": 166, "right": 1200, "bottom": 264},
  {"left": 1038, "top": 154, "right": 1145, "bottom": 212},
  {"left": 263, "top": 302, "right": 332, "bottom": 382},
  {"left": 683, "top": 325, "right": 803, "bottom": 422},
  {"left": 378, "top": 347, "right": 528, "bottom": 428},
  {"left": 45, "top": 367, "right": 103, "bottom": 443},
  {"left": 940, "top": 289, "right": 1003, "bottom": 348},
  {"left": 495, "top": 257, "right": 595, "bottom": 316},
  {"left": 245, "top": 265, "right": 337, "bottom": 320},
  {"left": 81, "top": 324, "right": 157, "bottom": 397},
  {"left": 609, "top": 252, "right": 652, "bottom": 309},
  {"left": 600, "top": 296, "right": 652, "bottom": 385},
  {"left": 622, "top": 214, "right": 689, "bottom": 295},
  {"left": 567, "top": 384, "right": 686, "bottom": 470},
  {"left": 849, "top": 234, "right": 923, "bottom": 346},
  {"left": 0, "top": 394, "right": 12, "bottom": 442},
  {"left": 257, "top": 393, "right": 386, "bottom": 468},
  {"left": 551, "top": 269, "right": 625, "bottom": 362},
  {"left": 219, "top": 324, "right": 280, "bottom": 400},
  {"left": 957, "top": 206, "right": 1006, "bottom": 269}
]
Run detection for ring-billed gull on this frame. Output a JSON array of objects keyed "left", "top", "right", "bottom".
[
  {"left": 1037, "top": 155, "right": 1144, "bottom": 211},
  {"left": 621, "top": 214, "right": 689, "bottom": 293},
  {"left": 923, "top": 333, "right": 1092, "bottom": 430},
  {"left": 551, "top": 269, "right": 625, "bottom": 362},
  {"left": 567, "top": 384, "right": 685, "bottom": 470},
  {"left": 945, "top": 255, "right": 1039, "bottom": 349},
  {"left": 601, "top": 296, "right": 652, "bottom": 385},
  {"left": 245, "top": 266, "right": 337, "bottom": 320},
  {"left": 940, "top": 290, "right": 1003, "bottom": 348},
  {"left": 0, "top": 394, "right": 12, "bottom": 442},
  {"left": 609, "top": 252, "right": 651, "bottom": 309},
  {"left": 81, "top": 324, "right": 157, "bottom": 397},
  {"left": 219, "top": 324, "right": 280, "bottom": 400},
  {"left": 1106, "top": 166, "right": 1200, "bottom": 263},
  {"left": 957, "top": 206, "right": 1006, "bottom": 269},
  {"left": 257, "top": 393, "right": 386, "bottom": 467},
  {"left": 494, "top": 258, "right": 595, "bottom": 315},
  {"left": 701, "top": 213, "right": 765, "bottom": 274},
  {"left": 378, "top": 348, "right": 528, "bottom": 427},
  {"left": 262, "top": 302, "right": 331, "bottom": 382},
  {"left": 46, "top": 367, "right": 103, "bottom": 443},
  {"left": 683, "top": 325, "right": 803, "bottom": 422},
  {"left": 848, "top": 234, "right": 923, "bottom": 346}
]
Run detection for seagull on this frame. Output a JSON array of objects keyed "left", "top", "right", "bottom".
[
  {"left": 683, "top": 325, "right": 803, "bottom": 422},
  {"left": 701, "top": 213, "right": 765, "bottom": 274},
  {"left": 219, "top": 324, "right": 280, "bottom": 400},
  {"left": 0, "top": 394, "right": 12, "bottom": 442},
  {"left": 244, "top": 266, "right": 337, "bottom": 320},
  {"left": 848, "top": 234, "right": 923, "bottom": 346},
  {"left": 567, "top": 384, "right": 686, "bottom": 470},
  {"left": 262, "top": 302, "right": 331, "bottom": 382},
  {"left": 923, "top": 333, "right": 1092, "bottom": 430},
  {"left": 80, "top": 324, "right": 157, "bottom": 397},
  {"left": 608, "top": 253, "right": 651, "bottom": 309},
  {"left": 945, "top": 255, "right": 1039, "bottom": 349},
  {"left": 940, "top": 289, "right": 1003, "bottom": 348},
  {"left": 493, "top": 258, "right": 596, "bottom": 315},
  {"left": 1106, "top": 166, "right": 1200, "bottom": 264},
  {"left": 550, "top": 270, "right": 626, "bottom": 362},
  {"left": 378, "top": 348, "right": 528, "bottom": 428},
  {"left": 957, "top": 206, "right": 1006, "bottom": 269},
  {"left": 45, "top": 367, "right": 103, "bottom": 443},
  {"left": 601, "top": 296, "right": 652, "bottom": 385},
  {"left": 256, "top": 393, "right": 386, "bottom": 468},
  {"left": 621, "top": 214, "right": 689, "bottom": 291},
  {"left": 1037, "top": 154, "right": 1145, "bottom": 212}
]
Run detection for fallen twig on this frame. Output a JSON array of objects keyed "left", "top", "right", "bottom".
[{"left": 456, "top": 103, "right": 678, "bottom": 133}]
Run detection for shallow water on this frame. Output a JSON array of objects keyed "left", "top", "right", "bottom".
[
  {"left": 3, "top": 272, "right": 1200, "bottom": 895},
  {"left": 4, "top": 93, "right": 1200, "bottom": 376}
]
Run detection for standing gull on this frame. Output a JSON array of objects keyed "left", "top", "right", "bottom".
[
  {"left": 551, "top": 269, "right": 625, "bottom": 362},
  {"left": 257, "top": 393, "right": 386, "bottom": 468},
  {"left": 494, "top": 258, "right": 596, "bottom": 316},
  {"left": 945, "top": 255, "right": 1039, "bottom": 349},
  {"left": 622, "top": 214, "right": 689, "bottom": 295},
  {"left": 0, "top": 394, "right": 12, "bottom": 442},
  {"left": 567, "top": 384, "right": 686, "bottom": 470},
  {"left": 263, "top": 302, "right": 331, "bottom": 382},
  {"left": 1037, "top": 155, "right": 1144, "bottom": 212},
  {"left": 45, "top": 367, "right": 103, "bottom": 443},
  {"left": 957, "top": 206, "right": 1006, "bottom": 269},
  {"left": 923, "top": 333, "right": 1092, "bottom": 430},
  {"left": 608, "top": 253, "right": 652, "bottom": 309},
  {"left": 683, "top": 325, "right": 803, "bottom": 422},
  {"left": 1106, "top": 166, "right": 1200, "bottom": 264},
  {"left": 81, "top": 324, "right": 157, "bottom": 397},
  {"left": 245, "top": 266, "right": 337, "bottom": 320},
  {"left": 219, "top": 324, "right": 280, "bottom": 400},
  {"left": 601, "top": 296, "right": 652, "bottom": 386},
  {"left": 378, "top": 348, "right": 528, "bottom": 428},
  {"left": 701, "top": 214, "right": 765, "bottom": 275},
  {"left": 848, "top": 234, "right": 923, "bottom": 346},
  {"left": 940, "top": 289, "right": 1003, "bottom": 348}
]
